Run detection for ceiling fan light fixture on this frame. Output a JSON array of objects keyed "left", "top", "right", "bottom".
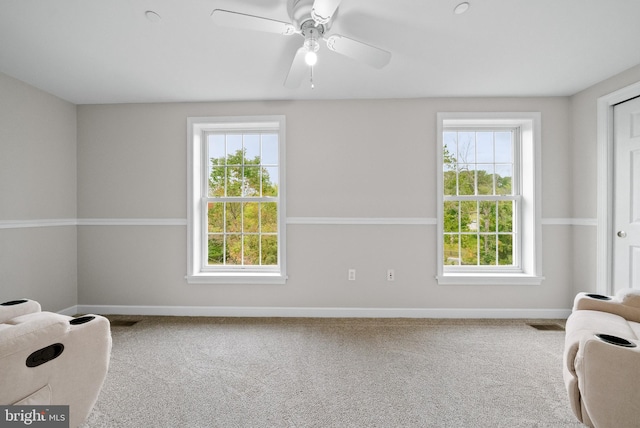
[
  {"left": 303, "top": 25, "right": 320, "bottom": 66},
  {"left": 304, "top": 50, "right": 318, "bottom": 66}
]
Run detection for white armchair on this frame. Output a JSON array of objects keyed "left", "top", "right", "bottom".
[
  {"left": 0, "top": 299, "right": 112, "bottom": 428},
  {"left": 563, "top": 289, "right": 640, "bottom": 428}
]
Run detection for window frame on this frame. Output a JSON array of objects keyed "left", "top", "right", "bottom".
[
  {"left": 187, "top": 116, "right": 287, "bottom": 284},
  {"left": 436, "top": 112, "right": 543, "bottom": 285},
  {"left": 442, "top": 126, "right": 522, "bottom": 273}
]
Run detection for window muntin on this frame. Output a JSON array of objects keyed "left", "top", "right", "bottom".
[
  {"left": 187, "top": 116, "right": 286, "bottom": 284},
  {"left": 442, "top": 128, "right": 520, "bottom": 271}
]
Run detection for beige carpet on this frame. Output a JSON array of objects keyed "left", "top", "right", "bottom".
[{"left": 81, "top": 317, "right": 581, "bottom": 428}]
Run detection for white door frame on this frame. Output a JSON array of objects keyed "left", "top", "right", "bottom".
[{"left": 596, "top": 81, "right": 640, "bottom": 294}]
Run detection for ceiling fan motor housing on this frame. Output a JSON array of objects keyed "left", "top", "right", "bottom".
[{"left": 288, "top": 0, "right": 335, "bottom": 32}]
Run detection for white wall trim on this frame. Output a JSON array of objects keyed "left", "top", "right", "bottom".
[
  {"left": 0, "top": 219, "right": 77, "bottom": 229},
  {"left": 58, "top": 305, "right": 79, "bottom": 316},
  {"left": 1, "top": 217, "right": 596, "bottom": 229},
  {"left": 596, "top": 80, "right": 640, "bottom": 294},
  {"left": 541, "top": 218, "right": 597, "bottom": 226},
  {"left": 76, "top": 304, "right": 571, "bottom": 319},
  {"left": 77, "top": 218, "right": 187, "bottom": 226},
  {"left": 286, "top": 217, "right": 436, "bottom": 225}
]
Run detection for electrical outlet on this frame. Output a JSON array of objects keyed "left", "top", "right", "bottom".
[
  {"left": 387, "top": 269, "right": 395, "bottom": 281},
  {"left": 348, "top": 269, "right": 356, "bottom": 281}
]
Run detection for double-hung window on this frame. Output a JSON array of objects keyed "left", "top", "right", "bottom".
[
  {"left": 436, "top": 113, "right": 543, "bottom": 285},
  {"left": 187, "top": 116, "right": 286, "bottom": 284}
]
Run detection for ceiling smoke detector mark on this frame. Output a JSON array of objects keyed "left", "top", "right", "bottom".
[
  {"left": 454, "top": 2, "right": 470, "bottom": 15},
  {"left": 145, "top": 10, "right": 162, "bottom": 23}
]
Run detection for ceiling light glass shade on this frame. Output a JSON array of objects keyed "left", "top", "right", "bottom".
[
  {"left": 303, "top": 29, "right": 320, "bottom": 67},
  {"left": 305, "top": 50, "right": 318, "bottom": 66}
]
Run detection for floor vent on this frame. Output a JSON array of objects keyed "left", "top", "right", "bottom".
[
  {"left": 110, "top": 320, "right": 139, "bottom": 327},
  {"left": 527, "top": 323, "right": 565, "bottom": 331}
]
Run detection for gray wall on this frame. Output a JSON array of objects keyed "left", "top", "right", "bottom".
[
  {"left": 0, "top": 73, "right": 77, "bottom": 312},
  {"left": 2, "top": 63, "right": 640, "bottom": 315},
  {"left": 76, "top": 97, "right": 575, "bottom": 312}
]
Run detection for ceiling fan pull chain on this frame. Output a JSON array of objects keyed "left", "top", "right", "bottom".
[{"left": 310, "top": 65, "right": 315, "bottom": 89}]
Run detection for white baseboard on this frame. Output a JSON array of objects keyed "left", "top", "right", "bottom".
[
  {"left": 58, "top": 305, "right": 79, "bottom": 316},
  {"left": 75, "top": 305, "right": 571, "bottom": 319}
]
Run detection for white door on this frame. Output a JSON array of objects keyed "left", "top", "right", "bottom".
[{"left": 613, "top": 96, "right": 640, "bottom": 291}]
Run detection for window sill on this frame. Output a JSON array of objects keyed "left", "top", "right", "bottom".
[
  {"left": 186, "top": 272, "right": 287, "bottom": 285},
  {"left": 436, "top": 273, "right": 545, "bottom": 286}
]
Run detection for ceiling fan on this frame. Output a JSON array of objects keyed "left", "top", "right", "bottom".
[{"left": 211, "top": 0, "right": 392, "bottom": 88}]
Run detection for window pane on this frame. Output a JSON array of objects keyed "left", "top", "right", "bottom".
[
  {"left": 261, "top": 202, "right": 278, "bottom": 233},
  {"left": 225, "top": 234, "right": 242, "bottom": 265},
  {"left": 498, "top": 234, "right": 513, "bottom": 265},
  {"left": 209, "top": 166, "right": 225, "bottom": 197},
  {"left": 208, "top": 202, "right": 224, "bottom": 233},
  {"left": 458, "top": 167, "right": 475, "bottom": 195},
  {"left": 443, "top": 132, "right": 458, "bottom": 165},
  {"left": 244, "top": 235, "right": 260, "bottom": 265},
  {"left": 478, "top": 201, "right": 496, "bottom": 232},
  {"left": 443, "top": 164, "right": 456, "bottom": 196},
  {"left": 460, "top": 234, "right": 477, "bottom": 265},
  {"left": 497, "top": 201, "right": 513, "bottom": 232},
  {"left": 457, "top": 132, "right": 475, "bottom": 163},
  {"left": 444, "top": 234, "right": 459, "bottom": 265},
  {"left": 443, "top": 201, "right": 459, "bottom": 233},
  {"left": 244, "top": 134, "right": 260, "bottom": 161},
  {"left": 243, "top": 202, "right": 259, "bottom": 233},
  {"left": 476, "top": 164, "right": 494, "bottom": 195},
  {"left": 479, "top": 235, "right": 497, "bottom": 265},
  {"left": 460, "top": 201, "right": 476, "bottom": 232},
  {"left": 208, "top": 235, "right": 224, "bottom": 265},
  {"left": 208, "top": 135, "right": 226, "bottom": 165},
  {"left": 495, "top": 132, "right": 512, "bottom": 163},
  {"left": 226, "top": 135, "right": 243, "bottom": 164},
  {"left": 243, "top": 166, "right": 261, "bottom": 196},
  {"left": 226, "top": 166, "right": 243, "bottom": 196},
  {"left": 476, "top": 132, "right": 494, "bottom": 163},
  {"left": 261, "top": 235, "right": 278, "bottom": 265},
  {"left": 263, "top": 166, "right": 278, "bottom": 196},
  {"left": 495, "top": 164, "right": 512, "bottom": 195},
  {"left": 226, "top": 202, "right": 242, "bottom": 232},
  {"left": 262, "top": 134, "right": 278, "bottom": 165}
]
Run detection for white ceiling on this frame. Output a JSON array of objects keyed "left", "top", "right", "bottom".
[{"left": 1, "top": 0, "right": 639, "bottom": 105}]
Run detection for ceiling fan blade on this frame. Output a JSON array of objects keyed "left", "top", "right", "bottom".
[
  {"left": 311, "top": 0, "right": 342, "bottom": 23},
  {"left": 211, "top": 9, "right": 295, "bottom": 35},
  {"left": 284, "top": 48, "right": 309, "bottom": 88},
  {"left": 325, "top": 35, "right": 391, "bottom": 69}
]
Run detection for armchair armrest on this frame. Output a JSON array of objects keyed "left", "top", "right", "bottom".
[
  {"left": 572, "top": 289, "right": 640, "bottom": 323},
  {"left": 0, "top": 299, "right": 41, "bottom": 324},
  {"left": 576, "top": 334, "right": 640, "bottom": 428},
  {"left": 0, "top": 312, "right": 69, "bottom": 359}
]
